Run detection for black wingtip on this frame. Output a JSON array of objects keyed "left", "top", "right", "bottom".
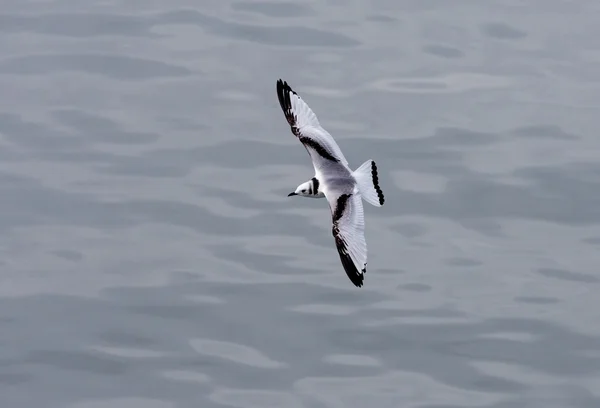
[
  {"left": 276, "top": 79, "right": 296, "bottom": 127},
  {"left": 276, "top": 79, "right": 287, "bottom": 113},
  {"left": 333, "top": 223, "right": 365, "bottom": 288},
  {"left": 339, "top": 252, "right": 365, "bottom": 287},
  {"left": 370, "top": 161, "right": 385, "bottom": 206},
  {"left": 277, "top": 78, "right": 296, "bottom": 93}
]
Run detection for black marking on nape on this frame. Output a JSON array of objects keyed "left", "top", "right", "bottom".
[
  {"left": 311, "top": 177, "right": 320, "bottom": 195},
  {"left": 300, "top": 136, "right": 339, "bottom": 162},
  {"left": 332, "top": 193, "right": 351, "bottom": 222},
  {"left": 276, "top": 79, "right": 298, "bottom": 129},
  {"left": 370, "top": 161, "right": 385, "bottom": 205},
  {"left": 332, "top": 225, "right": 364, "bottom": 287}
]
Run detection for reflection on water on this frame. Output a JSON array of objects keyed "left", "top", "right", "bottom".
[{"left": 1, "top": 0, "right": 600, "bottom": 407}]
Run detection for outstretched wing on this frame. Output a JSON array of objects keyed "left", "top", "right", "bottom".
[
  {"left": 328, "top": 192, "right": 367, "bottom": 287},
  {"left": 276, "top": 79, "right": 350, "bottom": 171}
]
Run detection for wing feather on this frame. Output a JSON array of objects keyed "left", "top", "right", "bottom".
[
  {"left": 276, "top": 79, "right": 350, "bottom": 170},
  {"left": 329, "top": 192, "right": 367, "bottom": 287}
]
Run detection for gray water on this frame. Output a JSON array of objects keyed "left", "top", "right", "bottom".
[{"left": 1, "top": 1, "right": 600, "bottom": 407}]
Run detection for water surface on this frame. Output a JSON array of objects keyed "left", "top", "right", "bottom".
[{"left": 1, "top": 1, "right": 600, "bottom": 407}]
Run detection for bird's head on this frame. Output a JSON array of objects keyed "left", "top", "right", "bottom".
[{"left": 288, "top": 180, "right": 312, "bottom": 197}]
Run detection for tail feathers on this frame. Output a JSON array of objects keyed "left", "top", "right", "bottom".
[{"left": 353, "top": 160, "right": 385, "bottom": 207}]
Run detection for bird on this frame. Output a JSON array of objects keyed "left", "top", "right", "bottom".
[{"left": 275, "top": 79, "right": 385, "bottom": 287}]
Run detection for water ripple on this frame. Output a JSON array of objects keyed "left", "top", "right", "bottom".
[
  {"left": 0, "top": 54, "right": 192, "bottom": 79},
  {"left": 210, "top": 388, "right": 305, "bottom": 408},
  {"left": 189, "top": 338, "right": 286, "bottom": 369},
  {"left": 157, "top": 9, "right": 360, "bottom": 47}
]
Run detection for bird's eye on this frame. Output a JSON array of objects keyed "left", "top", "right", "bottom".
[{"left": 302, "top": 189, "right": 306, "bottom": 193}]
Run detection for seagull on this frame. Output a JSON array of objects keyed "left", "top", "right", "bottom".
[{"left": 276, "top": 79, "right": 385, "bottom": 287}]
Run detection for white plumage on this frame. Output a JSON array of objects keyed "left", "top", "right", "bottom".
[{"left": 276, "top": 79, "right": 385, "bottom": 287}]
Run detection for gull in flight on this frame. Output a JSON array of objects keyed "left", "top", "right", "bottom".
[{"left": 276, "top": 79, "right": 385, "bottom": 287}]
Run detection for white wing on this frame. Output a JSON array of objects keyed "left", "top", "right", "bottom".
[
  {"left": 276, "top": 79, "right": 350, "bottom": 172},
  {"left": 327, "top": 191, "right": 367, "bottom": 287}
]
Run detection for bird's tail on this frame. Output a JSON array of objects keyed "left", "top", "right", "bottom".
[{"left": 353, "top": 160, "right": 385, "bottom": 207}]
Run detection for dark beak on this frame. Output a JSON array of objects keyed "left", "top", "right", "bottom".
[{"left": 287, "top": 192, "right": 297, "bottom": 197}]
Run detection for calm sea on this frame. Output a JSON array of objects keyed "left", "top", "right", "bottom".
[{"left": 0, "top": 1, "right": 600, "bottom": 407}]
